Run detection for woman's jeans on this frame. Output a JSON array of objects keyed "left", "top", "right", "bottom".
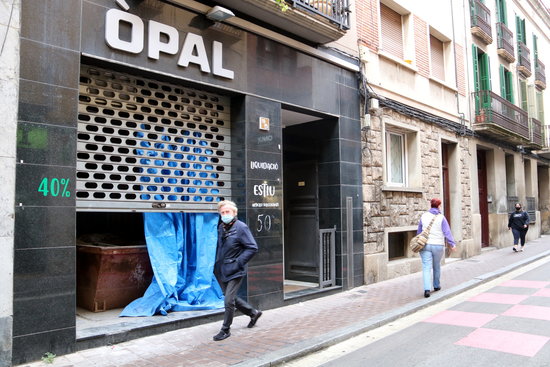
[
  {"left": 420, "top": 244, "right": 445, "bottom": 291},
  {"left": 511, "top": 228, "right": 527, "bottom": 246}
]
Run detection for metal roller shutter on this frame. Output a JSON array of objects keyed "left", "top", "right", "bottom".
[{"left": 77, "top": 65, "right": 231, "bottom": 212}]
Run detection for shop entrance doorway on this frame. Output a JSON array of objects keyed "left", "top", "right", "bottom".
[{"left": 281, "top": 108, "right": 339, "bottom": 297}]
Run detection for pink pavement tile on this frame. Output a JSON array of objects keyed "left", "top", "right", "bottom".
[
  {"left": 423, "top": 310, "right": 497, "bottom": 328},
  {"left": 467, "top": 292, "right": 529, "bottom": 305},
  {"left": 499, "top": 280, "right": 550, "bottom": 289},
  {"left": 502, "top": 304, "right": 550, "bottom": 321},
  {"left": 533, "top": 288, "right": 550, "bottom": 297},
  {"left": 455, "top": 328, "right": 550, "bottom": 357}
]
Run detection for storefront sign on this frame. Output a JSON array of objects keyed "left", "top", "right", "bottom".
[{"left": 105, "top": 8, "right": 235, "bottom": 79}]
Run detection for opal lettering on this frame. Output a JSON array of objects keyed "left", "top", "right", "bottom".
[{"left": 105, "top": 9, "right": 234, "bottom": 79}]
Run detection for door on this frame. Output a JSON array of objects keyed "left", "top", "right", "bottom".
[
  {"left": 284, "top": 161, "right": 319, "bottom": 283},
  {"left": 441, "top": 144, "right": 451, "bottom": 223},
  {"left": 477, "top": 150, "right": 490, "bottom": 247}
]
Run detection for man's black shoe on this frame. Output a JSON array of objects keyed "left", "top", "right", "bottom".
[
  {"left": 213, "top": 330, "right": 231, "bottom": 341},
  {"left": 247, "top": 310, "right": 262, "bottom": 328},
  {"left": 424, "top": 290, "right": 430, "bottom": 298},
  {"left": 434, "top": 287, "right": 441, "bottom": 292}
]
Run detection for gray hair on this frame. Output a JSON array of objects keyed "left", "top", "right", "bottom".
[{"left": 217, "top": 200, "right": 238, "bottom": 214}]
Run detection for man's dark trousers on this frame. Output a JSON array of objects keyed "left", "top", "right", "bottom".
[{"left": 216, "top": 275, "right": 254, "bottom": 332}]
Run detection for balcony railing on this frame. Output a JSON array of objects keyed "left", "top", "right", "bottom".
[
  {"left": 496, "top": 22, "right": 515, "bottom": 62},
  {"left": 473, "top": 90, "right": 529, "bottom": 142},
  {"left": 470, "top": 0, "right": 492, "bottom": 44},
  {"left": 535, "top": 58, "right": 546, "bottom": 90},
  {"left": 529, "top": 117, "right": 543, "bottom": 148},
  {"left": 517, "top": 41, "right": 532, "bottom": 77},
  {"left": 292, "top": 0, "right": 350, "bottom": 30}
]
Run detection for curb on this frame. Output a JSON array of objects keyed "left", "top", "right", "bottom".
[{"left": 235, "top": 248, "right": 550, "bottom": 367}]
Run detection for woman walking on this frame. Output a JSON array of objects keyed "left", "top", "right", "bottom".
[
  {"left": 508, "top": 202, "right": 530, "bottom": 252},
  {"left": 417, "top": 198, "right": 456, "bottom": 298}
]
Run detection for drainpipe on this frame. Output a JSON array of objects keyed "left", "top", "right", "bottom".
[{"left": 451, "top": 0, "right": 469, "bottom": 135}]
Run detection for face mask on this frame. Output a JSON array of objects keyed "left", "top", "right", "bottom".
[
  {"left": 221, "top": 214, "right": 234, "bottom": 224},
  {"left": 516, "top": 207, "right": 521, "bottom": 211}
]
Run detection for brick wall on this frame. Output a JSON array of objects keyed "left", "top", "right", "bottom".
[{"left": 356, "top": 0, "right": 379, "bottom": 52}]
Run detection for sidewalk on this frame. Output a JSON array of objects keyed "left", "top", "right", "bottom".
[{"left": 19, "top": 236, "right": 550, "bottom": 367}]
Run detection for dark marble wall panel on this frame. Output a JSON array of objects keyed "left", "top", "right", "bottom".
[
  {"left": 13, "top": 0, "right": 82, "bottom": 364},
  {"left": 20, "top": 39, "right": 80, "bottom": 88},
  {"left": 14, "top": 207, "right": 75, "bottom": 250},
  {"left": 19, "top": 80, "right": 78, "bottom": 127},
  {"left": 17, "top": 122, "right": 76, "bottom": 166},
  {"left": 12, "top": 328, "right": 75, "bottom": 366},
  {"left": 21, "top": 0, "right": 82, "bottom": 50},
  {"left": 248, "top": 263, "right": 284, "bottom": 297}
]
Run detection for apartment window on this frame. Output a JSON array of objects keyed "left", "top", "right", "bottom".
[
  {"left": 519, "top": 78, "right": 528, "bottom": 111},
  {"left": 386, "top": 132, "right": 406, "bottom": 186},
  {"left": 380, "top": 4, "right": 404, "bottom": 59},
  {"left": 430, "top": 35, "right": 445, "bottom": 81},
  {"left": 516, "top": 15, "right": 527, "bottom": 44},
  {"left": 472, "top": 46, "right": 491, "bottom": 92},
  {"left": 499, "top": 65, "right": 514, "bottom": 103}
]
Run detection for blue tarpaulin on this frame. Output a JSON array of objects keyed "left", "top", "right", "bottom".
[{"left": 120, "top": 212, "right": 224, "bottom": 317}]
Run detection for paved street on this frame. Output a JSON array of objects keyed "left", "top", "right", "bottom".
[
  {"left": 17, "top": 236, "right": 550, "bottom": 367},
  {"left": 289, "top": 254, "right": 550, "bottom": 366}
]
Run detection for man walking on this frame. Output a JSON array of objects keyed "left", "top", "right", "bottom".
[{"left": 213, "top": 200, "right": 262, "bottom": 341}]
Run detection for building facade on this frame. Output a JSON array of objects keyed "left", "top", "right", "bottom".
[
  {"left": 357, "top": 0, "right": 549, "bottom": 284},
  {"left": 3, "top": 0, "right": 363, "bottom": 364}
]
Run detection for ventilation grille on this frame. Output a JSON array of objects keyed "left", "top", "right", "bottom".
[{"left": 76, "top": 66, "right": 231, "bottom": 211}]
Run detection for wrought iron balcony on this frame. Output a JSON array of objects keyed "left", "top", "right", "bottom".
[
  {"left": 470, "top": 0, "right": 492, "bottom": 44},
  {"left": 472, "top": 90, "right": 529, "bottom": 144},
  {"left": 212, "top": 0, "right": 350, "bottom": 44},
  {"left": 496, "top": 22, "right": 515, "bottom": 63},
  {"left": 517, "top": 41, "right": 532, "bottom": 77},
  {"left": 528, "top": 117, "right": 543, "bottom": 149},
  {"left": 535, "top": 58, "right": 546, "bottom": 90},
  {"left": 292, "top": 0, "right": 350, "bottom": 29}
]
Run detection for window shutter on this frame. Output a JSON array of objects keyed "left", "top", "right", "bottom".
[
  {"left": 519, "top": 79, "right": 528, "bottom": 111},
  {"left": 430, "top": 35, "right": 445, "bottom": 80},
  {"left": 472, "top": 45, "right": 481, "bottom": 112},
  {"left": 528, "top": 84, "right": 536, "bottom": 117},
  {"left": 505, "top": 70, "right": 514, "bottom": 104},
  {"left": 480, "top": 52, "right": 491, "bottom": 91},
  {"left": 381, "top": 4, "right": 404, "bottom": 59},
  {"left": 499, "top": 65, "right": 506, "bottom": 98}
]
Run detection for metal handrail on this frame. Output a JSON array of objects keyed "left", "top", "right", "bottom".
[
  {"left": 496, "top": 22, "right": 514, "bottom": 56},
  {"left": 292, "top": 0, "right": 350, "bottom": 29},
  {"left": 518, "top": 41, "right": 531, "bottom": 72},
  {"left": 535, "top": 58, "right": 546, "bottom": 86},
  {"left": 472, "top": 90, "right": 529, "bottom": 140},
  {"left": 319, "top": 226, "right": 336, "bottom": 288},
  {"left": 470, "top": 0, "right": 492, "bottom": 36},
  {"left": 530, "top": 117, "right": 543, "bottom": 147}
]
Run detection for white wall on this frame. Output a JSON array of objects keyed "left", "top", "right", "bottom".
[{"left": 0, "top": 0, "right": 19, "bottom": 365}]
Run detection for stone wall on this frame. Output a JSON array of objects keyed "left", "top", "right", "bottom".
[
  {"left": 0, "top": 0, "right": 20, "bottom": 365},
  {"left": 362, "top": 107, "right": 473, "bottom": 283}
]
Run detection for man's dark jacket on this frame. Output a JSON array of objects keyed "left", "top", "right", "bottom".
[{"left": 214, "top": 219, "right": 258, "bottom": 282}]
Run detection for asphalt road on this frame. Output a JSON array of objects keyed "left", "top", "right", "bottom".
[{"left": 285, "top": 256, "right": 550, "bottom": 367}]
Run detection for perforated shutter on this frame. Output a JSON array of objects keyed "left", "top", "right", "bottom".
[
  {"left": 77, "top": 65, "right": 231, "bottom": 211},
  {"left": 430, "top": 35, "right": 445, "bottom": 81},
  {"left": 381, "top": 4, "right": 404, "bottom": 59}
]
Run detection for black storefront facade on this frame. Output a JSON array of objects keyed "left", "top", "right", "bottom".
[{"left": 13, "top": 0, "right": 363, "bottom": 363}]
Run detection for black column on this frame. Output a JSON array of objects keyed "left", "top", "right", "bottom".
[{"left": 13, "top": 0, "right": 82, "bottom": 363}]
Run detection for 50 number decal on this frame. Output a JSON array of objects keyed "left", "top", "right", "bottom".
[{"left": 256, "top": 214, "right": 274, "bottom": 233}]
